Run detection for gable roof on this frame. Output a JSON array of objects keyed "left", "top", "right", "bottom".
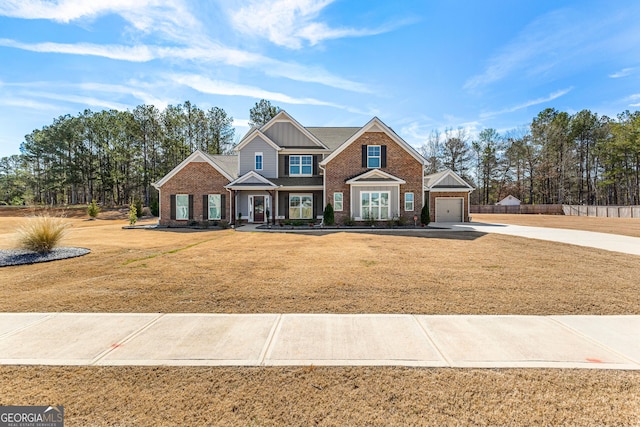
[
  {"left": 346, "top": 168, "right": 406, "bottom": 185},
  {"left": 261, "top": 110, "right": 329, "bottom": 149},
  {"left": 424, "top": 169, "right": 474, "bottom": 191},
  {"left": 152, "top": 150, "right": 235, "bottom": 188},
  {"left": 225, "top": 170, "right": 278, "bottom": 189},
  {"left": 234, "top": 129, "right": 282, "bottom": 152},
  {"left": 496, "top": 195, "right": 521, "bottom": 204},
  {"left": 319, "top": 117, "right": 426, "bottom": 166}
]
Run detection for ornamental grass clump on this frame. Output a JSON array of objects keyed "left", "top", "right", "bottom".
[{"left": 17, "top": 215, "right": 69, "bottom": 254}]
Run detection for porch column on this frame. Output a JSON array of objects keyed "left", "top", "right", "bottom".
[{"left": 268, "top": 190, "right": 276, "bottom": 224}]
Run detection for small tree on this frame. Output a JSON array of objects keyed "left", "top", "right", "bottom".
[
  {"left": 323, "top": 203, "right": 335, "bottom": 226},
  {"left": 87, "top": 199, "right": 100, "bottom": 220},
  {"left": 128, "top": 204, "right": 138, "bottom": 225},
  {"left": 421, "top": 201, "right": 430, "bottom": 226}
]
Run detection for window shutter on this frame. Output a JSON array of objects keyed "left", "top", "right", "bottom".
[
  {"left": 203, "top": 195, "right": 208, "bottom": 220},
  {"left": 362, "top": 145, "right": 367, "bottom": 168},
  {"left": 381, "top": 145, "right": 387, "bottom": 168},
  {"left": 313, "top": 155, "right": 318, "bottom": 175},
  {"left": 313, "top": 193, "right": 319, "bottom": 218},
  {"left": 284, "top": 155, "right": 289, "bottom": 176},
  {"left": 285, "top": 195, "right": 289, "bottom": 219},
  {"left": 188, "top": 195, "right": 194, "bottom": 220},
  {"left": 221, "top": 194, "right": 226, "bottom": 219},
  {"left": 170, "top": 195, "right": 176, "bottom": 220}
]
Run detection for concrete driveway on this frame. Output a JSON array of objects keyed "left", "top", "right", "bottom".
[{"left": 446, "top": 222, "right": 640, "bottom": 256}]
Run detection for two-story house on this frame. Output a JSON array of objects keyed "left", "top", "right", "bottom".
[{"left": 153, "top": 111, "right": 473, "bottom": 226}]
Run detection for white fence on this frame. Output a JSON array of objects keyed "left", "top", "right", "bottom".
[{"left": 562, "top": 205, "right": 640, "bottom": 218}]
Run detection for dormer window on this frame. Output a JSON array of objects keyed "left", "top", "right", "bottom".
[
  {"left": 255, "top": 152, "right": 263, "bottom": 171},
  {"left": 289, "top": 155, "right": 313, "bottom": 176}
]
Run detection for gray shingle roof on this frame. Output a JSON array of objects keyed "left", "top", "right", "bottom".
[
  {"left": 207, "top": 154, "right": 238, "bottom": 178},
  {"left": 306, "top": 127, "right": 360, "bottom": 151}
]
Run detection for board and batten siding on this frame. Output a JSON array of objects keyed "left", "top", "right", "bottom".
[
  {"left": 264, "top": 122, "right": 318, "bottom": 147},
  {"left": 238, "top": 136, "right": 278, "bottom": 177},
  {"left": 350, "top": 185, "right": 400, "bottom": 219}
]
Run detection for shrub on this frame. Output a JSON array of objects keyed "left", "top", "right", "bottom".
[
  {"left": 128, "top": 204, "right": 138, "bottom": 225},
  {"left": 323, "top": 203, "right": 335, "bottom": 226},
  {"left": 396, "top": 215, "right": 408, "bottom": 226},
  {"left": 134, "top": 199, "right": 143, "bottom": 218},
  {"left": 87, "top": 199, "right": 100, "bottom": 219},
  {"left": 421, "top": 202, "right": 430, "bottom": 226},
  {"left": 17, "top": 215, "right": 69, "bottom": 254},
  {"left": 343, "top": 215, "right": 356, "bottom": 226},
  {"left": 218, "top": 220, "right": 230, "bottom": 229},
  {"left": 150, "top": 199, "right": 159, "bottom": 217},
  {"left": 363, "top": 212, "right": 375, "bottom": 227}
]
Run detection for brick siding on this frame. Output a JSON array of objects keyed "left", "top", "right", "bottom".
[
  {"left": 158, "top": 162, "right": 230, "bottom": 226},
  {"left": 324, "top": 132, "right": 424, "bottom": 224}
]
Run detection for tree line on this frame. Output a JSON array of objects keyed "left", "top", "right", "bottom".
[
  {"left": 421, "top": 108, "right": 640, "bottom": 206},
  {"left": 1, "top": 103, "right": 638, "bottom": 207}
]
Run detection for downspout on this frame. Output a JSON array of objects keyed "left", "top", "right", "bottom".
[{"left": 319, "top": 163, "right": 326, "bottom": 223}]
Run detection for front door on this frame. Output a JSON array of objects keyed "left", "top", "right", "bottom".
[{"left": 253, "top": 196, "right": 265, "bottom": 223}]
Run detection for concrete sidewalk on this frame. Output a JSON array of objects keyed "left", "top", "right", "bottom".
[{"left": 1, "top": 313, "right": 638, "bottom": 369}]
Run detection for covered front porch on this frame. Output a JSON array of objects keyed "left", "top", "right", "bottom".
[{"left": 226, "top": 172, "right": 323, "bottom": 224}]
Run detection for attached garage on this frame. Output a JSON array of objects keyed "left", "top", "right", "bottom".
[
  {"left": 435, "top": 197, "right": 463, "bottom": 222},
  {"left": 424, "top": 169, "right": 474, "bottom": 222}
]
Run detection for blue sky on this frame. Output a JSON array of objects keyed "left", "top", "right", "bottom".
[{"left": 1, "top": 0, "right": 639, "bottom": 158}]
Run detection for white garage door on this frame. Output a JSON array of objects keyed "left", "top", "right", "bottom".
[{"left": 436, "top": 197, "right": 463, "bottom": 222}]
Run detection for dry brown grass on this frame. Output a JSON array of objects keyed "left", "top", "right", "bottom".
[
  {"left": 2, "top": 211, "right": 640, "bottom": 425},
  {"left": 474, "top": 213, "right": 640, "bottom": 238},
  {"left": 0, "top": 215, "right": 638, "bottom": 314},
  {"left": 1, "top": 366, "right": 638, "bottom": 426}
]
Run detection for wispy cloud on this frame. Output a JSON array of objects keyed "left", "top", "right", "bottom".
[
  {"left": 463, "top": 6, "right": 639, "bottom": 91},
  {"left": 228, "top": 0, "right": 399, "bottom": 49},
  {"left": 0, "top": 0, "right": 201, "bottom": 43},
  {"left": 464, "top": 10, "right": 583, "bottom": 90},
  {"left": 628, "top": 93, "right": 640, "bottom": 107},
  {"left": 0, "top": 39, "right": 156, "bottom": 61},
  {"left": 609, "top": 67, "right": 635, "bottom": 78},
  {"left": 22, "top": 91, "right": 132, "bottom": 111},
  {"left": 0, "top": 38, "right": 372, "bottom": 93},
  {"left": 480, "top": 87, "right": 572, "bottom": 119},
  {"left": 0, "top": 96, "right": 59, "bottom": 111},
  {"left": 0, "top": 1, "right": 373, "bottom": 93},
  {"left": 169, "top": 73, "right": 344, "bottom": 108}
]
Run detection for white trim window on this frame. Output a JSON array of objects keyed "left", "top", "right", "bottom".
[
  {"left": 404, "top": 192, "right": 414, "bottom": 211},
  {"left": 289, "top": 155, "right": 313, "bottom": 176},
  {"left": 361, "top": 191, "right": 389, "bottom": 220},
  {"left": 289, "top": 194, "right": 313, "bottom": 219},
  {"left": 255, "top": 152, "right": 263, "bottom": 171},
  {"left": 208, "top": 194, "right": 221, "bottom": 220},
  {"left": 367, "top": 145, "right": 381, "bottom": 168},
  {"left": 176, "top": 194, "right": 189, "bottom": 220},
  {"left": 333, "top": 192, "right": 343, "bottom": 211}
]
